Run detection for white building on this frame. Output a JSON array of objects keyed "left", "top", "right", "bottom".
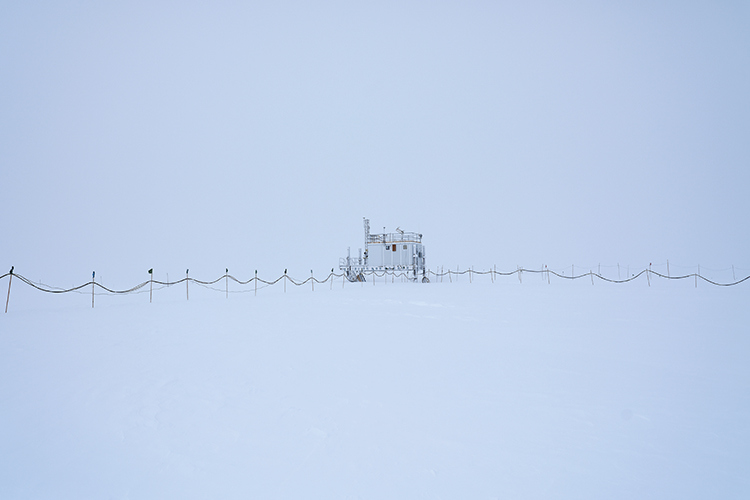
[{"left": 340, "top": 218, "right": 427, "bottom": 282}]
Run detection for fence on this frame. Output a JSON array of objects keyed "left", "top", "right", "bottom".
[{"left": 3, "top": 263, "right": 750, "bottom": 313}]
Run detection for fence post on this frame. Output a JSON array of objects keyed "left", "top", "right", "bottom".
[
  {"left": 255, "top": 270, "right": 258, "bottom": 296},
  {"left": 148, "top": 269, "right": 153, "bottom": 303},
  {"left": 667, "top": 260, "right": 670, "bottom": 278},
  {"left": 284, "top": 269, "right": 287, "bottom": 293},
  {"left": 647, "top": 263, "right": 651, "bottom": 287},
  {"left": 311, "top": 270, "right": 314, "bottom": 291},
  {"left": 226, "top": 268, "right": 229, "bottom": 299},
  {"left": 590, "top": 270, "right": 593, "bottom": 285},
  {"left": 186, "top": 269, "right": 189, "bottom": 300},
  {"left": 92, "top": 271, "right": 95, "bottom": 308},
  {"left": 5, "top": 266, "right": 13, "bottom": 313},
  {"left": 330, "top": 269, "right": 334, "bottom": 290}
]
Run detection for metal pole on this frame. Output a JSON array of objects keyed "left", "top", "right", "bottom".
[
  {"left": 92, "top": 271, "right": 95, "bottom": 308},
  {"left": 311, "top": 270, "right": 314, "bottom": 291},
  {"left": 5, "top": 266, "right": 14, "bottom": 313},
  {"left": 284, "top": 269, "right": 287, "bottom": 293},
  {"left": 255, "top": 270, "right": 257, "bottom": 296},
  {"left": 330, "top": 269, "right": 333, "bottom": 290},
  {"left": 186, "top": 269, "right": 189, "bottom": 300},
  {"left": 149, "top": 269, "right": 153, "bottom": 303}
]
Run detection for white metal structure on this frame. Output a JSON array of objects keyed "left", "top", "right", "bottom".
[{"left": 339, "top": 218, "right": 427, "bottom": 282}]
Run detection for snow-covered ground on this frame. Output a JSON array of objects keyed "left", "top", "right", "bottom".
[{"left": 2, "top": 277, "right": 749, "bottom": 499}]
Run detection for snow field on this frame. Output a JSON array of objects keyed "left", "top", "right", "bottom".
[{"left": 1, "top": 280, "right": 749, "bottom": 499}]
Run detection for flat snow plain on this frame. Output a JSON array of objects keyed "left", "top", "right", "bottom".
[{"left": 2, "top": 276, "right": 749, "bottom": 499}]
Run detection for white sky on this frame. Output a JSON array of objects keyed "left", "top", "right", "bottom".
[{"left": 2, "top": 1, "right": 748, "bottom": 286}]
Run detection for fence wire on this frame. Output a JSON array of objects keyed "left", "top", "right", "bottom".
[{"left": 3, "top": 264, "right": 749, "bottom": 312}]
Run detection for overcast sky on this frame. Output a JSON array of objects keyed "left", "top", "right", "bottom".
[{"left": 2, "top": 1, "right": 748, "bottom": 287}]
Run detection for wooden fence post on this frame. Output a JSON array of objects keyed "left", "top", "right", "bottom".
[{"left": 5, "top": 266, "right": 14, "bottom": 313}]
